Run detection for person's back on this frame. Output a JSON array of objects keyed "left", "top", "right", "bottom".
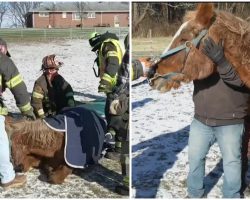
[{"left": 31, "top": 54, "right": 75, "bottom": 118}]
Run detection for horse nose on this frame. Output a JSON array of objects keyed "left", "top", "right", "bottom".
[
  {"left": 14, "top": 164, "right": 24, "bottom": 172},
  {"left": 148, "top": 78, "right": 153, "bottom": 86}
]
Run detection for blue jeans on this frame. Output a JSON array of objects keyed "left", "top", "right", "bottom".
[
  {"left": 0, "top": 115, "right": 15, "bottom": 184},
  {"left": 187, "top": 118, "right": 243, "bottom": 198}
]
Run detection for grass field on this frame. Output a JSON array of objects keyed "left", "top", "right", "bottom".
[
  {"left": 132, "top": 37, "right": 173, "bottom": 59},
  {"left": 0, "top": 27, "right": 128, "bottom": 42}
]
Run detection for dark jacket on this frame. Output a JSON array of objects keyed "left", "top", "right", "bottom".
[
  {"left": 108, "top": 48, "right": 129, "bottom": 139},
  {"left": 0, "top": 53, "right": 32, "bottom": 115},
  {"left": 193, "top": 64, "right": 249, "bottom": 126},
  {"left": 31, "top": 73, "right": 75, "bottom": 118}
]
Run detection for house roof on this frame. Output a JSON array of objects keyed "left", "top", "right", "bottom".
[{"left": 30, "top": 2, "right": 129, "bottom": 13}]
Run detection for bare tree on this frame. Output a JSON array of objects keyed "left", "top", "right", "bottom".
[
  {"left": 75, "top": 2, "right": 86, "bottom": 29},
  {"left": 8, "top": 2, "right": 41, "bottom": 28},
  {"left": 0, "top": 2, "right": 8, "bottom": 28}
]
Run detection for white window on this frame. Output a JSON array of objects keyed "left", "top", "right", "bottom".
[
  {"left": 87, "top": 12, "right": 95, "bottom": 19},
  {"left": 39, "top": 12, "right": 49, "bottom": 17},
  {"left": 72, "top": 13, "right": 80, "bottom": 20},
  {"left": 62, "top": 12, "right": 67, "bottom": 18},
  {"left": 114, "top": 15, "right": 120, "bottom": 27}
]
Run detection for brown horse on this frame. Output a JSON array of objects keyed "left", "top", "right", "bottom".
[
  {"left": 148, "top": 3, "right": 250, "bottom": 92},
  {"left": 6, "top": 117, "right": 72, "bottom": 184}
]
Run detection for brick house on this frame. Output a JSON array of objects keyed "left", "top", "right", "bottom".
[{"left": 26, "top": 2, "right": 129, "bottom": 28}]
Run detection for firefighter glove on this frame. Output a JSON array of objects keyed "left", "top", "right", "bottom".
[{"left": 23, "top": 108, "right": 36, "bottom": 120}]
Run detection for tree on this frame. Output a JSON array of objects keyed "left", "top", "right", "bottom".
[
  {"left": 8, "top": 2, "right": 41, "bottom": 28},
  {"left": 75, "top": 2, "right": 86, "bottom": 29},
  {"left": 0, "top": 2, "right": 8, "bottom": 28}
]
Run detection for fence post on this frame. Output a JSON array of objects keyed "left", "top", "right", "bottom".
[
  {"left": 149, "top": 29, "right": 153, "bottom": 57},
  {"left": 70, "top": 28, "right": 72, "bottom": 39},
  {"left": 20, "top": 29, "right": 23, "bottom": 38},
  {"left": 44, "top": 29, "right": 46, "bottom": 40}
]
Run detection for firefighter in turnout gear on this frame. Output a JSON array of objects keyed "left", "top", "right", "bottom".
[
  {"left": 31, "top": 54, "right": 75, "bottom": 118},
  {"left": 89, "top": 31, "right": 124, "bottom": 160},
  {"left": 108, "top": 34, "right": 130, "bottom": 195},
  {"left": 0, "top": 38, "right": 35, "bottom": 189}
]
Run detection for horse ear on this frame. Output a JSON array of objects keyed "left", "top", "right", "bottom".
[{"left": 195, "top": 3, "right": 215, "bottom": 28}]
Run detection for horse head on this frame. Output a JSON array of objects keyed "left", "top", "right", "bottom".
[{"left": 147, "top": 3, "right": 249, "bottom": 92}]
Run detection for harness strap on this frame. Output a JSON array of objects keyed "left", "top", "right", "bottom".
[
  {"left": 148, "top": 72, "right": 183, "bottom": 86},
  {"left": 160, "top": 29, "right": 208, "bottom": 59},
  {"left": 132, "top": 79, "right": 148, "bottom": 87},
  {"left": 159, "top": 72, "right": 183, "bottom": 80}
]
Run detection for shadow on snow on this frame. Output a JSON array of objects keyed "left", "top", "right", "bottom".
[{"left": 132, "top": 126, "right": 224, "bottom": 198}]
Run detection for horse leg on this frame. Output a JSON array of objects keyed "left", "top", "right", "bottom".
[
  {"left": 48, "top": 164, "right": 73, "bottom": 184},
  {"left": 22, "top": 155, "right": 41, "bottom": 172}
]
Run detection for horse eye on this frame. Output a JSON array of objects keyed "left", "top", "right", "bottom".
[{"left": 180, "top": 38, "right": 187, "bottom": 43}]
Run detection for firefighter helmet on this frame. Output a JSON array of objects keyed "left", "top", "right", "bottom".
[{"left": 41, "top": 54, "right": 63, "bottom": 70}]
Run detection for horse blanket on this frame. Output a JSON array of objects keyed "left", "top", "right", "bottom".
[{"left": 43, "top": 106, "right": 106, "bottom": 168}]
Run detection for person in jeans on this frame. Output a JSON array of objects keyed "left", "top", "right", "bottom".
[
  {"left": 187, "top": 37, "right": 249, "bottom": 198},
  {"left": 0, "top": 38, "right": 36, "bottom": 189}
]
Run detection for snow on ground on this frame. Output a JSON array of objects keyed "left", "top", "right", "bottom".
[
  {"left": 132, "top": 77, "right": 250, "bottom": 198},
  {"left": 0, "top": 39, "right": 126, "bottom": 198}
]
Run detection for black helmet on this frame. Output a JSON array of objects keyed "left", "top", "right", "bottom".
[
  {"left": 124, "top": 34, "right": 129, "bottom": 50},
  {"left": 89, "top": 31, "right": 119, "bottom": 52}
]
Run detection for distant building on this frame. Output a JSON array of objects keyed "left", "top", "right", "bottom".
[{"left": 26, "top": 2, "right": 129, "bottom": 28}]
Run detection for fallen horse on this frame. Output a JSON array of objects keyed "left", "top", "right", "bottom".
[{"left": 6, "top": 106, "right": 106, "bottom": 184}]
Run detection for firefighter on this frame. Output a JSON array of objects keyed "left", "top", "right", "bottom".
[
  {"left": 0, "top": 38, "right": 35, "bottom": 189},
  {"left": 89, "top": 31, "right": 124, "bottom": 160},
  {"left": 109, "top": 33, "right": 130, "bottom": 195},
  {"left": 31, "top": 54, "right": 75, "bottom": 118}
]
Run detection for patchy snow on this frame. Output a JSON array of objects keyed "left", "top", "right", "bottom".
[
  {"left": 132, "top": 77, "right": 250, "bottom": 198},
  {"left": 0, "top": 39, "right": 127, "bottom": 198}
]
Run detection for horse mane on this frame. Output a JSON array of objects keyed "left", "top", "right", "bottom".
[
  {"left": 10, "top": 119, "right": 64, "bottom": 149},
  {"left": 184, "top": 7, "right": 250, "bottom": 75},
  {"left": 213, "top": 11, "right": 250, "bottom": 71}
]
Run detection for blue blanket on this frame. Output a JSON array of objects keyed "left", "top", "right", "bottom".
[{"left": 43, "top": 106, "right": 106, "bottom": 168}]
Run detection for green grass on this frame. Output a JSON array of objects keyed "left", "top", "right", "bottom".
[
  {"left": 0, "top": 27, "right": 129, "bottom": 42},
  {"left": 132, "top": 37, "right": 173, "bottom": 58}
]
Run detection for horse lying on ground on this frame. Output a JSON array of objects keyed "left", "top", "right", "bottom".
[
  {"left": 147, "top": 3, "right": 250, "bottom": 92},
  {"left": 6, "top": 106, "right": 106, "bottom": 184}
]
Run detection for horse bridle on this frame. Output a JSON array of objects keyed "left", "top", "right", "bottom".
[{"left": 147, "top": 29, "right": 208, "bottom": 86}]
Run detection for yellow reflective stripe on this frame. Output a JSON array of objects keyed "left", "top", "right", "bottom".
[
  {"left": 99, "top": 39, "right": 124, "bottom": 67},
  {"left": 107, "top": 51, "right": 118, "bottom": 58},
  {"left": 115, "top": 141, "right": 122, "bottom": 148},
  {"left": 123, "top": 176, "right": 129, "bottom": 187},
  {"left": 19, "top": 102, "right": 32, "bottom": 112},
  {"left": 65, "top": 92, "right": 74, "bottom": 97},
  {"left": 37, "top": 109, "right": 44, "bottom": 116},
  {"left": 0, "top": 106, "right": 8, "bottom": 115},
  {"left": 6, "top": 74, "right": 23, "bottom": 89},
  {"left": 32, "top": 91, "right": 44, "bottom": 99},
  {"left": 106, "top": 39, "right": 123, "bottom": 64},
  {"left": 0, "top": 75, "right": 2, "bottom": 87},
  {"left": 131, "top": 65, "right": 134, "bottom": 80},
  {"left": 102, "top": 73, "right": 117, "bottom": 87}
]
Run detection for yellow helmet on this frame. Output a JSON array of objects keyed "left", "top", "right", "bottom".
[{"left": 89, "top": 32, "right": 100, "bottom": 40}]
